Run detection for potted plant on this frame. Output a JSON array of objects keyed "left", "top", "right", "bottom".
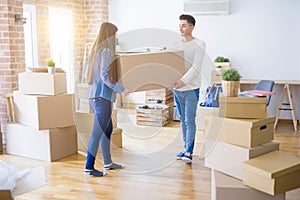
[
  {"left": 46, "top": 58, "right": 55, "bottom": 74},
  {"left": 221, "top": 68, "right": 242, "bottom": 97},
  {"left": 214, "top": 56, "right": 231, "bottom": 71}
]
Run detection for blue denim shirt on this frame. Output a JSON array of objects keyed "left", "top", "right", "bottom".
[{"left": 88, "top": 48, "right": 124, "bottom": 102}]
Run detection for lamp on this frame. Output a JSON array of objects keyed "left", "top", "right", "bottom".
[{"left": 15, "top": 14, "right": 26, "bottom": 24}]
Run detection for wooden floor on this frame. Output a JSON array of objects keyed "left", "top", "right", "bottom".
[{"left": 1, "top": 116, "right": 300, "bottom": 200}]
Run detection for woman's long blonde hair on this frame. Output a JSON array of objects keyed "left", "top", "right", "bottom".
[{"left": 86, "top": 22, "right": 118, "bottom": 84}]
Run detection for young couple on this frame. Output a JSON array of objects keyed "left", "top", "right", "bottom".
[{"left": 85, "top": 14, "right": 205, "bottom": 177}]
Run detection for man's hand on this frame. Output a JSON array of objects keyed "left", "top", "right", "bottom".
[{"left": 174, "top": 79, "right": 185, "bottom": 89}]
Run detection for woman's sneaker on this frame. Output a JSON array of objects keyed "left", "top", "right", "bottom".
[
  {"left": 84, "top": 169, "right": 106, "bottom": 177},
  {"left": 176, "top": 151, "right": 186, "bottom": 160},
  {"left": 104, "top": 162, "right": 125, "bottom": 170},
  {"left": 182, "top": 152, "right": 192, "bottom": 164}
]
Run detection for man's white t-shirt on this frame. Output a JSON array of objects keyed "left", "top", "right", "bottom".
[{"left": 176, "top": 38, "right": 206, "bottom": 91}]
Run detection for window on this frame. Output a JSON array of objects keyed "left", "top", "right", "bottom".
[
  {"left": 48, "top": 7, "right": 74, "bottom": 93},
  {"left": 23, "top": 4, "right": 38, "bottom": 68}
]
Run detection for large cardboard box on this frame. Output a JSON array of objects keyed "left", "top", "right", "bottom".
[
  {"left": 116, "top": 50, "right": 185, "bottom": 92},
  {"left": 205, "top": 113, "right": 275, "bottom": 148},
  {"left": 18, "top": 68, "right": 67, "bottom": 95},
  {"left": 75, "top": 112, "right": 122, "bottom": 152},
  {"left": 243, "top": 150, "right": 300, "bottom": 195},
  {"left": 196, "top": 107, "right": 219, "bottom": 130},
  {"left": 205, "top": 141, "right": 279, "bottom": 180},
  {"left": 211, "top": 170, "right": 285, "bottom": 200},
  {"left": 76, "top": 83, "right": 88, "bottom": 99},
  {"left": 6, "top": 123, "right": 78, "bottom": 162},
  {"left": 219, "top": 96, "right": 267, "bottom": 119},
  {"left": 13, "top": 91, "right": 74, "bottom": 130}
]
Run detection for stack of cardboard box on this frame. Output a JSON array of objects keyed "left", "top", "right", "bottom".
[
  {"left": 204, "top": 96, "right": 300, "bottom": 199},
  {"left": 6, "top": 68, "right": 78, "bottom": 162},
  {"left": 0, "top": 123, "right": 2, "bottom": 152}
]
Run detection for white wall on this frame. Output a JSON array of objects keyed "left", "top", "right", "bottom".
[{"left": 109, "top": 0, "right": 300, "bottom": 120}]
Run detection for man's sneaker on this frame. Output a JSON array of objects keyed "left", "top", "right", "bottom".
[
  {"left": 104, "top": 162, "right": 125, "bottom": 170},
  {"left": 84, "top": 169, "right": 106, "bottom": 177},
  {"left": 182, "top": 152, "right": 192, "bottom": 164},
  {"left": 176, "top": 151, "right": 186, "bottom": 160}
]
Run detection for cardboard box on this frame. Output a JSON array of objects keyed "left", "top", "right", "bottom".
[
  {"left": 78, "top": 128, "right": 123, "bottom": 153},
  {"left": 13, "top": 91, "right": 74, "bottom": 130},
  {"left": 205, "top": 113, "right": 275, "bottom": 148},
  {"left": 243, "top": 150, "right": 300, "bottom": 195},
  {"left": 0, "top": 190, "right": 12, "bottom": 200},
  {"left": 219, "top": 96, "right": 267, "bottom": 119},
  {"left": 6, "top": 123, "right": 77, "bottom": 162},
  {"left": 75, "top": 112, "right": 122, "bottom": 152},
  {"left": 77, "top": 98, "right": 93, "bottom": 113},
  {"left": 196, "top": 107, "right": 219, "bottom": 130},
  {"left": 211, "top": 170, "right": 285, "bottom": 200},
  {"left": 76, "top": 83, "right": 88, "bottom": 99},
  {"left": 211, "top": 70, "right": 222, "bottom": 84},
  {"left": 205, "top": 141, "right": 279, "bottom": 180},
  {"left": 18, "top": 68, "right": 67, "bottom": 95},
  {"left": 116, "top": 50, "right": 185, "bottom": 92}
]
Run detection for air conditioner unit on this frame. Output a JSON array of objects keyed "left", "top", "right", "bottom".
[{"left": 184, "top": 0, "right": 230, "bottom": 15}]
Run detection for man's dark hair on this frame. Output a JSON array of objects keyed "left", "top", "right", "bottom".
[{"left": 179, "top": 14, "right": 196, "bottom": 26}]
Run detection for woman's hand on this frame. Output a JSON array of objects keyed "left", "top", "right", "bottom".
[{"left": 122, "top": 89, "right": 131, "bottom": 96}]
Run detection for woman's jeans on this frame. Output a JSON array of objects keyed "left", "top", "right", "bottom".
[
  {"left": 174, "top": 88, "right": 199, "bottom": 154},
  {"left": 85, "top": 97, "right": 113, "bottom": 169}
]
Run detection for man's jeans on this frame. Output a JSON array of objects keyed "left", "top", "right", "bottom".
[
  {"left": 174, "top": 89, "right": 199, "bottom": 154},
  {"left": 85, "top": 97, "right": 113, "bottom": 169}
]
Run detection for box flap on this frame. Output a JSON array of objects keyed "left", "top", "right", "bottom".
[
  {"left": 28, "top": 68, "right": 65, "bottom": 73},
  {"left": 219, "top": 96, "right": 267, "bottom": 104},
  {"left": 243, "top": 150, "right": 300, "bottom": 179}
]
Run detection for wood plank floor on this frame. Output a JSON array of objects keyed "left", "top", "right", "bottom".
[{"left": 1, "top": 113, "right": 300, "bottom": 200}]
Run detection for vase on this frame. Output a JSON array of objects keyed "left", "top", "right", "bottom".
[
  {"left": 47, "top": 67, "right": 55, "bottom": 74},
  {"left": 222, "top": 80, "right": 240, "bottom": 97}
]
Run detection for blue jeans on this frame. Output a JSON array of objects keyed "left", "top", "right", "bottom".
[
  {"left": 174, "top": 89, "right": 199, "bottom": 154},
  {"left": 85, "top": 97, "right": 113, "bottom": 169}
]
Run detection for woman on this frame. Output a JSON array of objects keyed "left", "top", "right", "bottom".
[{"left": 84, "top": 22, "right": 130, "bottom": 177}]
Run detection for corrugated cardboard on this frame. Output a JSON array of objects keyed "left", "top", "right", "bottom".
[
  {"left": 75, "top": 112, "right": 122, "bottom": 152},
  {"left": 243, "top": 150, "right": 300, "bottom": 195},
  {"left": 196, "top": 107, "right": 219, "bottom": 130},
  {"left": 13, "top": 91, "right": 74, "bottom": 130},
  {"left": 76, "top": 83, "right": 89, "bottom": 99},
  {"left": 0, "top": 190, "right": 12, "bottom": 200},
  {"left": 6, "top": 123, "right": 77, "bottom": 162},
  {"left": 205, "top": 141, "right": 279, "bottom": 179},
  {"left": 78, "top": 128, "right": 123, "bottom": 153},
  {"left": 19, "top": 68, "right": 67, "bottom": 95},
  {"left": 219, "top": 96, "right": 267, "bottom": 119},
  {"left": 211, "top": 170, "right": 285, "bottom": 200},
  {"left": 116, "top": 50, "right": 185, "bottom": 92},
  {"left": 205, "top": 113, "right": 275, "bottom": 148}
]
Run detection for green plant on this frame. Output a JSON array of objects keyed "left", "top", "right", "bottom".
[
  {"left": 221, "top": 68, "right": 242, "bottom": 81},
  {"left": 214, "top": 56, "right": 230, "bottom": 63},
  {"left": 46, "top": 58, "right": 55, "bottom": 67}
]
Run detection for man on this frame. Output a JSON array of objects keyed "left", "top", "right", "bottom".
[{"left": 174, "top": 14, "right": 206, "bottom": 164}]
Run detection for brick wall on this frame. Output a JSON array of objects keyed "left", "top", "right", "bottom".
[
  {"left": 0, "top": 0, "right": 25, "bottom": 135},
  {"left": 0, "top": 0, "right": 108, "bottom": 144}
]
